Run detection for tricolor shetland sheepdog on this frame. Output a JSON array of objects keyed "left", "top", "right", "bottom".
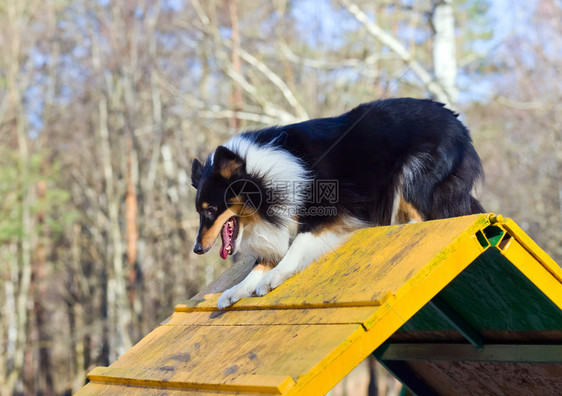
[{"left": 191, "top": 98, "right": 484, "bottom": 308}]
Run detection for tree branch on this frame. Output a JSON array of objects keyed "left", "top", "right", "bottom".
[
  {"left": 340, "top": 0, "right": 451, "bottom": 104},
  {"left": 227, "top": 43, "right": 308, "bottom": 120},
  {"left": 280, "top": 42, "right": 394, "bottom": 69},
  {"left": 188, "top": 0, "right": 305, "bottom": 123}
]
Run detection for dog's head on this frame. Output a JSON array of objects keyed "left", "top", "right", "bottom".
[{"left": 191, "top": 146, "right": 259, "bottom": 259}]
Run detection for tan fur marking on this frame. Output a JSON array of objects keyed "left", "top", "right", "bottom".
[
  {"left": 227, "top": 196, "right": 262, "bottom": 226},
  {"left": 200, "top": 208, "right": 237, "bottom": 249},
  {"left": 201, "top": 202, "right": 209, "bottom": 210},
  {"left": 397, "top": 196, "right": 424, "bottom": 223},
  {"left": 218, "top": 160, "right": 242, "bottom": 179},
  {"left": 254, "top": 262, "right": 276, "bottom": 272},
  {"left": 227, "top": 196, "right": 246, "bottom": 215},
  {"left": 310, "top": 217, "right": 364, "bottom": 236}
]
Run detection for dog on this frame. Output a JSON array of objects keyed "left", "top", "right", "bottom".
[{"left": 191, "top": 98, "right": 484, "bottom": 308}]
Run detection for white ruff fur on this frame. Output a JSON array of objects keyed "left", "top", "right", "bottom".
[
  {"left": 217, "top": 137, "right": 366, "bottom": 307},
  {"left": 238, "top": 220, "right": 291, "bottom": 263},
  {"left": 225, "top": 135, "right": 312, "bottom": 222},
  {"left": 225, "top": 135, "right": 309, "bottom": 262}
]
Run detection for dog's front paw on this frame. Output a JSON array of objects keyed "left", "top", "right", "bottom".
[
  {"left": 217, "top": 291, "right": 234, "bottom": 309},
  {"left": 217, "top": 284, "right": 252, "bottom": 309},
  {"left": 217, "top": 288, "right": 240, "bottom": 309},
  {"left": 255, "top": 268, "right": 288, "bottom": 296}
]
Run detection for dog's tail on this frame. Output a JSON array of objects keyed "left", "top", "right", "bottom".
[
  {"left": 469, "top": 194, "right": 485, "bottom": 215},
  {"left": 429, "top": 142, "right": 485, "bottom": 218},
  {"left": 403, "top": 139, "right": 485, "bottom": 220}
]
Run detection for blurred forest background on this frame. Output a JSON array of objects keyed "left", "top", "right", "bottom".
[{"left": 0, "top": 0, "right": 560, "bottom": 394}]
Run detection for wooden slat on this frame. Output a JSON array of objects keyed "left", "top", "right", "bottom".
[
  {"left": 378, "top": 343, "right": 562, "bottom": 363},
  {"left": 408, "top": 360, "right": 562, "bottom": 396},
  {"left": 167, "top": 306, "right": 381, "bottom": 327},
  {"left": 90, "top": 322, "right": 365, "bottom": 394}
]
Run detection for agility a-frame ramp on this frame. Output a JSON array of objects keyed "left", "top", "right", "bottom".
[{"left": 77, "top": 214, "right": 562, "bottom": 395}]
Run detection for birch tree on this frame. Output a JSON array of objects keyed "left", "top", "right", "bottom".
[
  {"left": 432, "top": 0, "right": 458, "bottom": 104},
  {"left": 1, "top": 1, "right": 35, "bottom": 393}
]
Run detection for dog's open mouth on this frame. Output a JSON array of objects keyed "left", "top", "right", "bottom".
[{"left": 219, "top": 217, "right": 238, "bottom": 259}]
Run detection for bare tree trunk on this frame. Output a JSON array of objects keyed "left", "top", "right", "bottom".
[
  {"left": 1, "top": 244, "right": 18, "bottom": 396},
  {"left": 367, "top": 355, "right": 378, "bottom": 396},
  {"left": 432, "top": 0, "right": 458, "bottom": 106},
  {"left": 33, "top": 180, "right": 54, "bottom": 396},
  {"left": 0, "top": 294, "right": 3, "bottom": 394},
  {"left": 126, "top": 137, "right": 142, "bottom": 339},
  {"left": 229, "top": 0, "right": 242, "bottom": 130},
  {"left": 126, "top": 143, "right": 138, "bottom": 285},
  {"left": 98, "top": 96, "right": 132, "bottom": 360},
  {"left": 68, "top": 223, "right": 87, "bottom": 393},
  {"left": 5, "top": 2, "right": 33, "bottom": 393}
]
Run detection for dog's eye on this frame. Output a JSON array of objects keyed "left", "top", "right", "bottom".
[{"left": 205, "top": 206, "right": 217, "bottom": 216}]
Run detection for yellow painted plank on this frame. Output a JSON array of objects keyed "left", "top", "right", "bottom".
[
  {"left": 90, "top": 322, "right": 364, "bottom": 393},
  {"left": 77, "top": 382, "right": 263, "bottom": 395},
  {"left": 258, "top": 214, "right": 489, "bottom": 308},
  {"left": 167, "top": 306, "right": 380, "bottom": 327},
  {"left": 181, "top": 214, "right": 489, "bottom": 310},
  {"left": 174, "top": 298, "right": 381, "bottom": 311}
]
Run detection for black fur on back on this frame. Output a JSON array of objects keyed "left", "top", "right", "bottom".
[{"left": 238, "top": 98, "right": 484, "bottom": 233}]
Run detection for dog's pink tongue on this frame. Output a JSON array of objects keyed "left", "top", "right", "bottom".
[
  {"left": 219, "top": 245, "right": 228, "bottom": 259},
  {"left": 219, "top": 223, "right": 230, "bottom": 260}
]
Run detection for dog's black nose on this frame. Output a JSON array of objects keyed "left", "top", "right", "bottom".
[{"left": 193, "top": 243, "right": 204, "bottom": 254}]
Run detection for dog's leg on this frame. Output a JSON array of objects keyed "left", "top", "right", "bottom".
[
  {"left": 217, "top": 262, "right": 273, "bottom": 309},
  {"left": 255, "top": 230, "right": 351, "bottom": 296}
]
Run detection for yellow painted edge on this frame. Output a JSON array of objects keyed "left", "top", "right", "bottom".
[
  {"left": 364, "top": 227, "right": 487, "bottom": 330},
  {"left": 87, "top": 366, "right": 295, "bottom": 394},
  {"left": 499, "top": 238, "right": 562, "bottom": 311},
  {"left": 391, "top": 214, "right": 490, "bottom": 303},
  {"left": 286, "top": 305, "right": 405, "bottom": 396},
  {"left": 77, "top": 381, "right": 267, "bottom": 396},
  {"left": 285, "top": 325, "right": 372, "bottom": 396},
  {"left": 285, "top": 218, "right": 489, "bottom": 395},
  {"left": 499, "top": 218, "right": 562, "bottom": 283}
]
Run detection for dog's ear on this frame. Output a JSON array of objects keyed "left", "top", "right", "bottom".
[
  {"left": 191, "top": 158, "right": 203, "bottom": 188},
  {"left": 213, "top": 146, "right": 244, "bottom": 179}
]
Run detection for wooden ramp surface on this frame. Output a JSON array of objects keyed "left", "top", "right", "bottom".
[{"left": 77, "top": 214, "right": 562, "bottom": 395}]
